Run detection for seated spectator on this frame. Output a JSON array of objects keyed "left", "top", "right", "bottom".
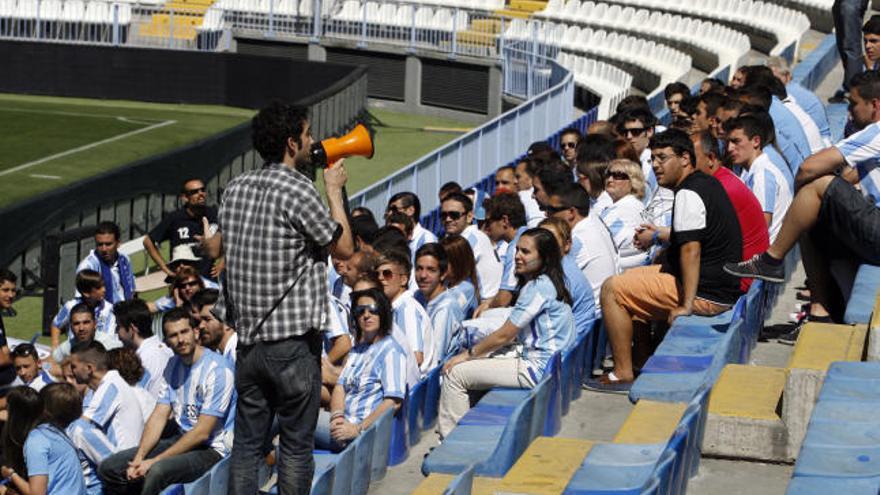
[
  {"left": 98, "top": 308, "right": 234, "bottom": 495},
  {"left": 437, "top": 228, "right": 575, "bottom": 439},
  {"left": 194, "top": 290, "right": 238, "bottom": 367},
  {"left": 730, "top": 67, "right": 746, "bottom": 89},
  {"left": 351, "top": 206, "right": 376, "bottom": 222},
  {"left": 438, "top": 181, "right": 463, "bottom": 203},
  {"left": 113, "top": 299, "right": 172, "bottom": 401},
  {"left": 674, "top": 95, "right": 699, "bottom": 132},
  {"left": 77, "top": 221, "right": 136, "bottom": 304},
  {"left": 745, "top": 65, "right": 825, "bottom": 154},
  {"left": 766, "top": 56, "right": 831, "bottom": 145},
  {"left": 725, "top": 70, "right": 880, "bottom": 329},
  {"left": 613, "top": 138, "right": 640, "bottom": 163},
  {"left": 538, "top": 218, "right": 597, "bottom": 337},
  {"left": 439, "top": 235, "right": 481, "bottom": 318},
  {"left": 0, "top": 269, "right": 17, "bottom": 387},
  {"left": 317, "top": 288, "right": 407, "bottom": 452},
  {"left": 385, "top": 192, "right": 437, "bottom": 263},
  {"left": 575, "top": 134, "right": 616, "bottom": 211},
  {"left": 319, "top": 292, "right": 353, "bottom": 407},
  {"left": 700, "top": 78, "right": 725, "bottom": 95},
  {"left": 514, "top": 158, "right": 547, "bottom": 228},
  {"left": 587, "top": 120, "right": 616, "bottom": 137},
  {"left": 724, "top": 115, "right": 793, "bottom": 242},
  {"left": 559, "top": 127, "right": 582, "bottom": 167},
  {"left": 616, "top": 109, "right": 675, "bottom": 226},
  {"left": 1, "top": 385, "right": 87, "bottom": 495},
  {"left": 350, "top": 213, "right": 380, "bottom": 251},
  {"left": 50, "top": 269, "right": 117, "bottom": 351},
  {"left": 386, "top": 211, "right": 414, "bottom": 241},
  {"left": 376, "top": 249, "right": 436, "bottom": 374},
  {"left": 543, "top": 183, "right": 619, "bottom": 315},
  {"left": 595, "top": 159, "right": 650, "bottom": 269},
  {"left": 478, "top": 192, "right": 529, "bottom": 314},
  {"left": 107, "top": 347, "right": 156, "bottom": 424},
  {"left": 441, "top": 192, "right": 502, "bottom": 300},
  {"left": 11, "top": 344, "right": 54, "bottom": 392},
  {"left": 494, "top": 165, "right": 517, "bottom": 192},
  {"left": 51, "top": 302, "right": 122, "bottom": 371},
  {"left": 588, "top": 130, "right": 742, "bottom": 392},
  {"left": 70, "top": 341, "right": 145, "bottom": 452},
  {"left": 664, "top": 82, "right": 690, "bottom": 123},
  {"left": 415, "top": 243, "right": 465, "bottom": 361},
  {"left": 336, "top": 250, "right": 377, "bottom": 306},
  {"left": 692, "top": 93, "right": 726, "bottom": 135},
  {"left": 329, "top": 253, "right": 350, "bottom": 301},
  {"left": 149, "top": 265, "right": 205, "bottom": 315}
]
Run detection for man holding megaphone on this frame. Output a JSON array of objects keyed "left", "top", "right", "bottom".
[{"left": 214, "top": 102, "right": 370, "bottom": 495}]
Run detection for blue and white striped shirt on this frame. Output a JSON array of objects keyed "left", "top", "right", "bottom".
[
  {"left": 499, "top": 227, "right": 529, "bottom": 292},
  {"left": 769, "top": 97, "right": 812, "bottom": 174},
  {"left": 508, "top": 275, "right": 575, "bottom": 380},
  {"left": 322, "top": 294, "right": 352, "bottom": 357},
  {"left": 787, "top": 82, "right": 831, "bottom": 141},
  {"left": 562, "top": 255, "right": 596, "bottom": 339},
  {"left": 11, "top": 370, "right": 55, "bottom": 392},
  {"left": 159, "top": 349, "right": 235, "bottom": 455},
  {"left": 392, "top": 291, "right": 436, "bottom": 373},
  {"left": 741, "top": 153, "right": 793, "bottom": 243},
  {"left": 424, "top": 290, "right": 465, "bottom": 361},
  {"left": 338, "top": 336, "right": 408, "bottom": 424},
  {"left": 76, "top": 250, "right": 136, "bottom": 303},
  {"left": 763, "top": 145, "right": 795, "bottom": 191},
  {"left": 448, "top": 279, "right": 477, "bottom": 318},
  {"left": 53, "top": 298, "right": 116, "bottom": 342},
  {"left": 409, "top": 223, "right": 438, "bottom": 262},
  {"left": 836, "top": 121, "right": 880, "bottom": 208},
  {"left": 82, "top": 370, "right": 143, "bottom": 452},
  {"left": 67, "top": 419, "right": 109, "bottom": 495}
]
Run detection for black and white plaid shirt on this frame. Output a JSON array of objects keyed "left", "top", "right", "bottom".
[{"left": 215, "top": 162, "right": 339, "bottom": 345}]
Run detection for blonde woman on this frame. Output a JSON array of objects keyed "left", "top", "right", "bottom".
[{"left": 596, "top": 159, "right": 650, "bottom": 270}]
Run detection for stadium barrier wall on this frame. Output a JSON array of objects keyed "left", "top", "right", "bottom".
[{"left": 0, "top": 45, "right": 368, "bottom": 313}]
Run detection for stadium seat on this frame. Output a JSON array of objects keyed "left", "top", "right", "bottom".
[
  {"left": 563, "top": 443, "right": 665, "bottom": 494},
  {"left": 497, "top": 437, "right": 594, "bottom": 494},
  {"left": 844, "top": 264, "right": 880, "bottom": 325}
]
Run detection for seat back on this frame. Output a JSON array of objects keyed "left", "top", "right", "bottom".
[
  {"left": 422, "top": 366, "right": 443, "bottom": 430},
  {"left": 349, "top": 424, "right": 376, "bottom": 495},
  {"left": 389, "top": 396, "right": 409, "bottom": 466},
  {"left": 481, "top": 392, "right": 536, "bottom": 476},
  {"left": 541, "top": 352, "right": 563, "bottom": 436},
  {"left": 311, "top": 462, "right": 335, "bottom": 495},
  {"left": 446, "top": 464, "right": 475, "bottom": 495},
  {"left": 408, "top": 376, "right": 428, "bottom": 446},
  {"left": 370, "top": 408, "right": 394, "bottom": 481},
  {"left": 206, "top": 456, "right": 230, "bottom": 494}
]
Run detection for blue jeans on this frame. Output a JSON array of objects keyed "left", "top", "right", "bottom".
[
  {"left": 98, "top": 433, "right": 221, "bottom": 495},
  {"left": 832, "top": 0, "right": 869, "bottom": 90},
  {"left": 229, "top": 333, "right": 322, "bottom": 495}
]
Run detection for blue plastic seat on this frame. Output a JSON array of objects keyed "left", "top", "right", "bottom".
[
  {"left": 313, "top": 442, "right": 355, "bottom": 495},
  {"left": 651, "top": 447, "right": 677, "bottom": 495},
  {"left": 640, "top": 355, "right": 713, "bottom": 374},
  {"left": 408, "top": 376, "right": 428, "bottom": 446},
  {"left": 422, "top": 393, "right": 536, "bottom": 477},
  {"left": 370, "top": 408, "right": 394, "bottom": 481},
  {"left": 844, "top": 264, "right": 880, "bottom": 324},
  {"left": 422, "top": 366, "right": 442, "bottom": 430},
  {"left": 562, "top": 443, "right": 665, "bottom": 494},
  {"left": 446, "top": 465, "right": 475, "bottom": 495},
  {"left": 206, "top": 456, "right": 229, "bottom": 494},
  {"left": 786, "top": 476, "right": 880, "bottom": 494},
  {"left": 311, "top": 462, "right": 335, "bottom": 495},
  {"left": 793, "top": 445, "right": 880, "bottom": 478},
  {"left": 389, "top": 397, "right": 409, "bottom": 466},
  {"left": 349, "top": 424, "right": 376, "bottom": 495}
]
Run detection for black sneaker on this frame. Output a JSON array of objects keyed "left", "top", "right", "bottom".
[
  {"left": 778, "top": 314, "right": 834, "bottom": 345},
  {"left": 828, "top": 90, "right": 847, "bottom": 104},
  {"left": 723, "top": 254, "right": 785, "bottom": 283}
]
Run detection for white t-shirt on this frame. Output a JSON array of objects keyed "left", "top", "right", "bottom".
[
  {"left": 519, "top": 188, "right": 546, "bottom": 228},
  {"left": 598, "top": 194, "right": 649, "bottom": 270},
  {"left": 571, "top": 215, "right": 619, "bottom": 314},
  {"left": 136, "top": 336, "right": 173, "bottom": 400},
  {"left": 462, "top": 225, "right": 502, "bottom": 299},
  {"left": 83, "top": 370, "right": 144, "bottom": 452}
]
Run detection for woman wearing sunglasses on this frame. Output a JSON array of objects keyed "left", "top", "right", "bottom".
[
  {"left": 148, "top": 265, "right": 205, "bottom": 314},
  {"left": 596, "top": 159, "right": 650, "bottom": 270},
  {"left": 436, "top": 228, "right": 575, "bottom": 440},
  {"left": 316, "top": 288, "right": 408, "bottom": 452}
]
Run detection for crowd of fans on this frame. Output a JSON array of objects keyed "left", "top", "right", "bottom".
[{"left": 0, "top": 38, "right": 879, "bottom": 493}]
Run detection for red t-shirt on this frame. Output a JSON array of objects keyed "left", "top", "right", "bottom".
[{"left": 713, "top": 166, "right": 771, "bottom": 291}]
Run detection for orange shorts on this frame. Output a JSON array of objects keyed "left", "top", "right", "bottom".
[{"left": 607, "top": 265, "right": 731, "bottom": 323}]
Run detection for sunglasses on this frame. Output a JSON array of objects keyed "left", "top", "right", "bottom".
[
  {"left": 560, "top": 142, "right": 577, "bottom": 149},
  {"left": 440, "top": 210, "right": 464, "bottom": 220},
  {"left": 376, "top": 268, "right": 401, "bottom": 280},
  {"left": 386, "top": 204, "right": 402, "bottom": 213},
  {"left": 185, "top": 187, "right": 205, "bottom": 196},
  {"left": 606, "top": 170, "right": 630, "bottom": 181},
  {"left": 620, "top": 127, "right": 647, "bottom": 137},
  {"left": 177, "top": 280, "right": 201, "bottom": 289},
  {"left": 11, "top": 345, "right": 37, "bottom": 358},
  {"left": 540, "top": 203, "right": 570, "bottom": 214},
  {"left": 353, "top": 304, "right": 380, "bottom": 317}
]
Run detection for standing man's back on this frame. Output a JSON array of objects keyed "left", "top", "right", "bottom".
[{"left": 215, "top": 102, "right": 354, "bottom": 494}]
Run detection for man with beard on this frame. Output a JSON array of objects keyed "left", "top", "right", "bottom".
[
  {"left": 144, "top": 178, "right": 221, "bottom": 282},
  {"left": 77, "top": 222, "right": 136, "bottom": 304}
]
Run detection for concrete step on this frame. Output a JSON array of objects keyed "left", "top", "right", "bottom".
[
  {"left": 470, "top": 18, "right": 502, "bottom": 34},
  {"left": 497, "top": 437, "right": 593, "bottom": 495},
  {"left": 413, "top": 473, "right": 504, "bottom": 495},
  {"left": 509, "top": 0, "right": 547, "bottom": 12},
  {"left": 612, "top": 400, "right": 686, "bottom": 445},
  {"left": 494, "top": 8, "right": 532, "bottom": 19},
  {"left": 784, "top": 322, "right": 868, "bottom": 456},
  {"left": 703, "top": 364, "right": 789, "bottom": 462}
]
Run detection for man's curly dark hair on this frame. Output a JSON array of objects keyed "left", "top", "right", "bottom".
[{"left": 251, "top": 101, "right": 310, "bottom": 163}]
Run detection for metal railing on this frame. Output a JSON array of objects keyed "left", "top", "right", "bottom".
[{"left": 349, "top": 42, "right": 574, "bottom": 221}]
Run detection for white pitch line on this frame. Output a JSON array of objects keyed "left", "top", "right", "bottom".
[
  {"left": 0, "top": 119, "right": 177, "bottom": 178},
  {"left": 30, "top": 174, "right": 62, "bottom": 180}
]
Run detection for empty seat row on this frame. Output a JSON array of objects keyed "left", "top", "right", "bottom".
[
  {"left": 594, "top": 0, "right": 809, "bottom": 55},
  {"left": 0, "top": 0, "right": 131, "bottom": 23},
  {"left": 536, "top": 0, "right": 749, "bottom": 73},
  {"left": 556, "top": 52, "right": 632, "bottom": 119},
  {"left": 505, "top": 19, "right": 691, "bottom": 91},
  {"left": 213, "top": 0, "right": 333, "bottom": 18},
  {"left": 333, "top": 1, "right": 469, "bottom": 31}
]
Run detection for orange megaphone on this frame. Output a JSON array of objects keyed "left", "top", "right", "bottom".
[{"left": 310, "top": 123, "right": 374, "bottom": 168}]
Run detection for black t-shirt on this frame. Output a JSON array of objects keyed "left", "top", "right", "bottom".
[
  {"left": 661, "top": 171, "right": 743, "bottom": 305},
  {"left": 0, "top": 314, "right": 15, "bottom": 386},
  {"left": 148, "top": 206, "right": 219, "bottom": 278}
]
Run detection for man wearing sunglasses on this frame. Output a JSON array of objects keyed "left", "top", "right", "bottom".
[
  {"left": 441, "top": 193, "right": 502, "bottom": 300},
  {"left": 617, "top": 108, "right": 675, "bottom": 228},
  {"left": 559, "top": 127, "right": 582, "bottom": 168},
  {"left": 144, "top": 178, "right": 221, "bottom": 282}
]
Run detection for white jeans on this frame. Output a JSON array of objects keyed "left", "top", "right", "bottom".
[{"left": 436, "top": 354, "right": 536, "bottom": 439}]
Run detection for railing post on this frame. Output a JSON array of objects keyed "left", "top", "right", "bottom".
[
  {"left": 169, "top": 8, "right": 175, "bottom": 49},
  {"left": 358, "top": 0, "right": 367, "bottom": 48},
  {"left": 408, "top": 3, "right": 416, "bottom": 52},
  {"left": 450, "top": 7, "right": 458, "bottom": 58},
  {"left": 35, "top": 0, "right": 41, "bottom": 39},
  {"left": 527, "top": 22, "right": 536, "bottom": 99},
  {"left": 268, "top": 0, "right": 275, "bottom": 37},
  {"left": 311, "top": 0, "right": 321, "bottom": 41},
  {"left": 498, "top": 16, "right": 505, "bottom": 59},
  {"left": 112, "top": 4, "right": 120, "bottom": 45}
]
